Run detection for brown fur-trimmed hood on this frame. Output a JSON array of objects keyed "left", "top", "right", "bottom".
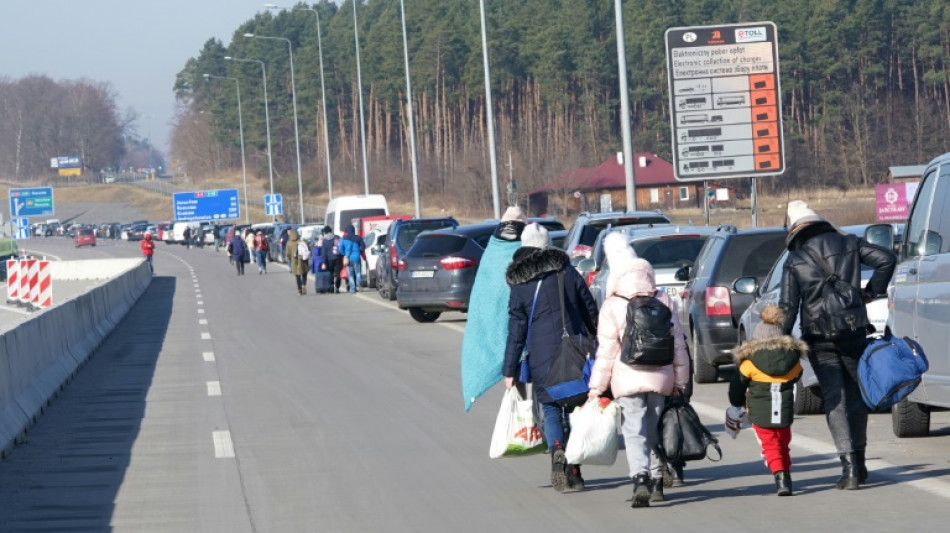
[
  {"left": 505, "top": 248, "right": 570, "bottom": 285},
  {"left": 733, "top": 335, "right": 809, "bottom": 366}
]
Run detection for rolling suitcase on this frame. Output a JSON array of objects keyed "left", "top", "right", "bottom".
[{"left": 315, "top": 271, "right": 332, "bottom": 294}]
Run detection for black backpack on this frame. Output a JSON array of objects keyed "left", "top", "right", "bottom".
[
  {"left": 620, "top": 295, "right": 675, "bottom": 366},
  {"left": 800, "top": 238, "right": 870, "bottom": 340}
]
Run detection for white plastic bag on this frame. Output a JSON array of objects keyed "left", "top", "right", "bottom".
[
  {"left": 565, "top": 399, "right": 620, "bottom": 466},
  {"left": 489, "top": 386, "right": 546, "bottom": 459}
]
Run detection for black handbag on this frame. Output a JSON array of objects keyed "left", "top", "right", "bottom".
[
  {"left": 518, "top": 280, "right": 543, "bottom": 383},
  {"left": 543, "top": 271, "right": 596, "bottom": 408},
  {"left": 656, "top": 396, "right": 722, "bottom": 463}
]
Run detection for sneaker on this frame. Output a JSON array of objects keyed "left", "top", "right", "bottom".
[
  {"left": 566, "top": 465, "right": 585, "bottom": 491},
  {"left": 632, "top": 474, "right": 651, "bottom": 508},
  {"left": 551, "top": 442, "right": 567, "bottom": 492}
]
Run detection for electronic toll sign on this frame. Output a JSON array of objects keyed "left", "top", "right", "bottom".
[{"left": 665, "top": 22, "right": 785, "bottom": 181}]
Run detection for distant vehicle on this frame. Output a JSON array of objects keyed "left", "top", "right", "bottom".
[
  {"left": 324, "top": 194, "right": 389, "bottom": 237},
  {"left": 562, "top": 211, "right": 672, "bottom": 260},
  {"left": 363, "top": 227, "right": 388, "bottom": 289},
  {"left": 126, "top": 223, "right": 149, "bottom": 242},
  {"left": 75, "top": 228, "right": 96, "bottom": 248},
  {"left": 172, "top": 221, "right": 201, "bottom": 245},
  {"left": 377, "top": 217, "right": 459, "bottom": 301}
]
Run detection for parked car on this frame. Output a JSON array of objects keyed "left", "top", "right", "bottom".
[
  {"left": 363, "top": 227, "right": 388, "bottom": 288},
  {"left": 736, "top": 223, "right": 896, "bottom": 414},
  {"left": 581, "top": 225, "right": 719, "bottom": 309},
  {"left": 126, "top": 223, "right": 149, "bottom": 241},
  {"left": 561, "top": 211, "right": 672, "bottom": 259},
  {"left": 377, "top": 217, "right": 459, "bottom": 301},
  {"left": 677, "top": 226, "right": 789, "bottom": 383},
  {"left": 396, "top": 222, "right": 496, "bottom": 322},
  {"left": 889, "top": 151, "right": 950, "bottom": 437},
  {"left": 267, "top": 224, "right": 298, "bottom": 263},
  {"left": 75, "top": 228, "right": 97, "bottom": 248}
]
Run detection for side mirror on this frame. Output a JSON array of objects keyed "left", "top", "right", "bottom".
[
  {"left": 674, "top": 265, "right": 691, "bottom": 281},
  {"left": 570, "top": 255, "right": 586, "bottom": 268},
  {"left": 865, "top": 224, "right": 895, "bottom": 250},
  {"left": 575, "top": 258, "right": 595, "bottom": 273},
  {"left": 734, "top": 276, "right": 758, "bottom": 295}
]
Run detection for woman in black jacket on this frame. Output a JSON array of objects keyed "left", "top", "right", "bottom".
[
  {"left": 502, "top": 223, "right": 598, "bottom": 493},
  {"left": 779, "top": 200, "right": 896, "bottom": 490}
]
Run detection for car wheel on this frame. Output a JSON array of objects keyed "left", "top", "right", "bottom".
[
  {"left": 794, "top": 382, "right": 825, "bottom": 415},
  {"left": 386, "top": 276, "right": 397, "bottom": 301},
  {"left": 368, "top": 272, "right": 376, "bottom": 289},
  {"left": 692, "top": 329, "right": 718, "bottom": 383},
  {"left": 409, "top": 308, "right": 441, "bottom": 323},
  {"left": 892, "top": 397, "right": 930, "bottom": 437}
]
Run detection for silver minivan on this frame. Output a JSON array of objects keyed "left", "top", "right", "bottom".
[{"left": 889, "top": 151, "right": 950, "bottom": 437}]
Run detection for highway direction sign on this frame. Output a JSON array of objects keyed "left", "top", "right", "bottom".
[
  {"left": 665, "top": 22, "right": 785, "bottom": 181},
  {"left": 8, "top": 187, "right": 54, "bottom": 218},
  {"left": 173, "top": 189, "right": 241, "bottom": 222},
  {"left": 265, "top": 194, "right": 283, "bottom": 216}
]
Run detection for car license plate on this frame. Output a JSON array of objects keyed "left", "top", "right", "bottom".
[
  {"left": 411, "top": 270, "right": 434, "bottom": 278},
  {"left": 660, "top": 286, "right": 678, "bottom": 298}
]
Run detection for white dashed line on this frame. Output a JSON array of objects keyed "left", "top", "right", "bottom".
[
  {"left": 199, "top": 318, "right": 208, "bottom": 325},
  {"left": 212, "top": 430, "right": 235, "bottom": 458},
  {"left": 201, "top": 332, "right": 211, "bottom": 340},
  {"left": 203, "top": 351, "right": 215, "bottom": 362},
  {"left": 197, "top": 300, "right": 204, "bottom": 305},
  {"left": 198, "top": 309, "right": 205, "bottom": 314},
  {"left": 206, "top": 381, "right": 222, "bottom": 396}
]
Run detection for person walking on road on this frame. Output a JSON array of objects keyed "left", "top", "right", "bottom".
[
  {"left": 727, "top": 304, "right": 806, "bottom": 496},
  {"left": 310, "top": 234, "right": 331, "bottom": 294},
  {"left": 228, "top": 233, "right": 248, "bottom": 276},
  {"left": 140, "top": 232, "right": 155, "bottom": 273},
  {"left": 779, "top": 200, "right": 896, "bottom": 490},
  {"left": 286, "top": 229, "right": 309, "bottom": 295},
  {"left": 253, "top": 230, "right": 269, "bottom": 274},
  {"left": 183, "top": 226, "right": 192, "bottom": 250},
  {"left": 338, "top": 224, "right": 363, "bottom": 293},
  {"left": 587, "top": 232, "right": 690, "bottom": 508},
  {"left": 503, "top": 223, "right": 599, "bottom": 493},
  {"left": 320, "top": 226, "right": 343, "bottom": 293}
]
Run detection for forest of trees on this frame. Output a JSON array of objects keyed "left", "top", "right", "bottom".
[{"left": 174, "top": 0, "right": 950, "bottom": 216}]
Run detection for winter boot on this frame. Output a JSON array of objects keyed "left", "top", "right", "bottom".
[
  {"left": 836, "top": 454, "right": 860, "bottom": 490},
  {"left": 566, "top": 464, "right": 585, "bottom": 491},
  {"left": 650, "top": 478, "right": 665, "bottom": 502},
  {"left": 774, "top": 471, "right": 793, "bottom": 496},
  {"left": 669, "top": 461, "right": 685, "bottom": 487},
  {"left": 631, "top": 474, "right": 651, "bottom": 508},
  {"left": 855, "top": 449, "right": 868, "bottom": 483},
  {"left": 551, "top": 442, "right": 567, "bottom": 492}
]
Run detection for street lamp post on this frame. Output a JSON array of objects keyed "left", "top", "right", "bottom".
[
  {"left": 204, "top": 74, "right": 250, "bottom": 224},
  {"left": 352, "top": 1, "right": 370, "bottom": 195},
  {"left": 614, "top": 0, "right": 637, "bottom": 211},
  {"left": 244, "top": 33, "right": 305, "bottom": 223},
  {"left": 400, "top": 0, "right": 421, "bottom": 218},
  {"left": 226, "top": 56, "right": 276, "bottom": 220},
  {"left": 266, "top": 3, "right": 334, "bottom": 201},
  {"left": 479, "top": 0, "right": 501, "bottom": 219}
]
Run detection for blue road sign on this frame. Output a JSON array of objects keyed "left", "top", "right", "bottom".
[
  {"left": 264, "top": 193, "right": 283, "bottom": 216},
  {"left": 14, "top": 217, "right": 30, "bottom": 240},
  {"left": 9, "top": 187, "right": 54, "bottom": 218},
  {"left": 173, "top": 189, "right": 241, "bottom": 222}
]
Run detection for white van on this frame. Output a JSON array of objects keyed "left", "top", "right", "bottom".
[
  {"left": 324, "top": 194, "right": 389, "bottom": 236},
  {"left": 172, "top": 221, "right": 201, "bottom": 244}
]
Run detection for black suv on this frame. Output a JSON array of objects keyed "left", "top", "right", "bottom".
[
  {"left": 677, "top": 226, "right": 789, "bottom": 383},
  {"left": 376, "top": 217, "right": 458, "bottom": 301}
]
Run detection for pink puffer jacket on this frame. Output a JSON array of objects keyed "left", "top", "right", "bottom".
[{"left": 588, "top": 263, "right": 690, "bottom": 397}]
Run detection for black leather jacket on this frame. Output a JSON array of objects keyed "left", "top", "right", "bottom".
[{"left": 779, "top": 221, "right": 896, "bottom": 340}]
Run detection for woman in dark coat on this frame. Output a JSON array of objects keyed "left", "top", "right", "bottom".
[
  {"left": 228, "top": 234, "right": 247, "bottom": 276},
  {"left": 502, "top": 223, "right": 598, "bottom": 493}
]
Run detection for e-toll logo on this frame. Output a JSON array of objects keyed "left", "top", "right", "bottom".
[{"left": 736, "top": 27, "right": 767, "bottom": 43}]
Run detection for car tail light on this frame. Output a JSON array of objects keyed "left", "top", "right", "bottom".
[
  {"left": 397, "top": 258, "right": 406, "bottom": 272},
  {"left": 390, "top": 243, "right": 399, "bottom": 268},
  {"left": 705, "top": 286, "right": 731, "bottom": 316},
  {"left": 572, "top": 244, "right": 592, "bottom": 258},
  {"left": 447, "top": 300, "right": 467, "bottom": 308},
  {"left": 440, "top": 256, "right": 476, "bottom": 270}
]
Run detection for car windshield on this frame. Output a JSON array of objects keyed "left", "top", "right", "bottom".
[
  {"left": 579, "top": 217, "right": 669, "bottom": 247},
  {"left": 716, "top": 233, "right": 788, "bottom": 282},
  {"left": 629, "top": 236, "right": 708, "bottom": 269},
  {"left": 407, "top": 234, "right": 467, "bottom": 257},
  {"left": 396, "top": 221, "right": 457, "bottom": 251},
  {"left": 340, "top": 209, "right": 386, "bottom": 229}
]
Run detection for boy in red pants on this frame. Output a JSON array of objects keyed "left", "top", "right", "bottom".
[{"left": 728, "top": 304, "right": 807, "bottom": 496}]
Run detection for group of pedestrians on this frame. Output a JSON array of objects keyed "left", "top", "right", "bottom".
[{"left": 477, "top": 200, "right": 897, "bottom": 508}]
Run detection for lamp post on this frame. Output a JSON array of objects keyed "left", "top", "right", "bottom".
[
  {"left": 400, "top": 0, "right": 421, "bottom": 218},
  {"left": 352, "top": 0, "right": 370, "bottom": 194},
  {"left": 479, "top": 0, "right": 501, "bottom": 219},
  {"left": 244, "top": 33, "right": 305, "bottom": 223},
  {"left": 204, "top": 74, "right": 249, "bottom": 224},
  {"left": 226, "top": 56, "right": 275, "bottom": 220},
  {"left": 266, "top": 3, "right": 334, "bottom": 201},
  {"left": 614, "top": 0, "right": 637, "bottom": 211}
]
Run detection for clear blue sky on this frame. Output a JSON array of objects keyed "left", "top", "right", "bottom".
[{"left": 0, "top": 1, "right": 288, "bottom": 157}]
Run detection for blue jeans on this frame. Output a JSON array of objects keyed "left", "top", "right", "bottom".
[
  {"left": 346, "top": 260, "right": 362, "bottom": 292},
  {"left": 255, "top": 250, "right": 267, "bottom": 271},
  {"left": 541, "top": 402, "right": 572, "bottom": 452},
  {"left": 145, "top": 255, "right": 153, "bottom": 273}
]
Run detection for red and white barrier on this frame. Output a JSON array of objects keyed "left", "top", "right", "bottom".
[
  {"left": 35, "top": 261, "right": 52, "bottom": 309},
  {"left": 18, "top": 259, "right": 33, "bottom": 306},
  {"left": 5, "top": 259, "right": 18, "bottom": 303},
  {"left": 28, "top": 259, "right": 40, "bottom": 307}
]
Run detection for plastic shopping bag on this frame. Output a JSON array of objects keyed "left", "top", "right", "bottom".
[
  {"left": 564, "top": 399, "right": 620, "bottom": 466},
  {"left": 489, "top": 385, "right": 546, "bottom": 459}
]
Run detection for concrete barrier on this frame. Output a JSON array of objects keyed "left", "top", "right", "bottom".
[{"left": 0, "top": 258, "right": 151, "bottom": 457}]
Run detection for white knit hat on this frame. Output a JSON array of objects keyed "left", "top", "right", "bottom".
[
  {"left": 501, "top": 206, "right": 527, "bottom": 223},
  {"left": 604, "top": 232, "right": 656, "bottom": 296},
  {"left": 520, "top": 222, "right": 550, "bottom": 249},
  {"left": 787, "top": 200, "right": 822, "bottom": 228}
]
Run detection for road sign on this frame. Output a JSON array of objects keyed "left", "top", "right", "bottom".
[
  {"left": 265, "top": 194, "right": 283, "bottom": 216},
  {"left": 9, "top": 187, "right": 55, "bottom": 218},
  {"left": 15, "top": 217, "right": 30, "bottom": 240},
  {"left": 665, "top": 22, "right": 785, "bottom": 181},
  {"left": 173, "top": 189, "right": 241, "bottom": 222}
]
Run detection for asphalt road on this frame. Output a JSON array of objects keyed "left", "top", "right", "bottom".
[{"left": 2, "top": 236, "right": 950, "bottom": 531}]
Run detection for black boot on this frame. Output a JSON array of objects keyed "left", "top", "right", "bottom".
[
  {"left": 550, "top": 441, "right": 567, "bottom": 492},
  {"left": 650, "top": 477, "right": 665, "bottom": 502},
  {"left": 631, "top": 474, "right": 651, "bottom": 508},
  {"left": 855, "top": 449, "right": 868, "bottom": 483},
  {"left": 836, "top": 454, "right": 860, "bottom": 490},
  {"left": 774, "top": 471, "right": 793, "bottom": 496},
  {"left": 566, "top": 464, "right": 585, "bottom": 491}
]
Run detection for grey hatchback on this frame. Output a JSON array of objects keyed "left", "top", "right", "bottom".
[{"left": 397, "top": 222, "right": 496, "bottom": 323}]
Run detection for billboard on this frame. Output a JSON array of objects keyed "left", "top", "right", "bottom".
[
  {"left": 50, "top": 156, "right": 81, "bottom": 169},
  {"left": 876, "top": 182, "right": 919, "bottom": 222},
  {"left": 173, "top": 189, "right": 241, "bottom": 222}
]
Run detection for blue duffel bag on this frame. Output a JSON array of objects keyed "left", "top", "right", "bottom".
[{"left": 858, "top": 334, "right": 929, "bottom": 411}]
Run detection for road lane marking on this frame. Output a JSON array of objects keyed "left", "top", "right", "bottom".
[
  {"left": 201, "top": 332, "right": 211, "bottom": 340},
  {"left": 212, "top": 430, "right": 235, "bottom": 458},
  {"left": 199, "top": 318, "right": 208, "bottom": 325},
  {"left": 197, "top": 300, "right": 204, "bottom": 305},
  {"left": 355, "top": 293, "right": 466, "bottom": 333},
  {"left": 198, "top": 309, "right": 205, "bottom": 314},
  {"left": 203, "top": 351, "right": 215, "bottom": 362},
  {"left": 206, "top": 381, "right": 221, "bottom": 396}
]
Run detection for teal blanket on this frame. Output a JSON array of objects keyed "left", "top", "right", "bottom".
[{"left": 461, "top": 236, "right": 521, "bottom": 411}]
